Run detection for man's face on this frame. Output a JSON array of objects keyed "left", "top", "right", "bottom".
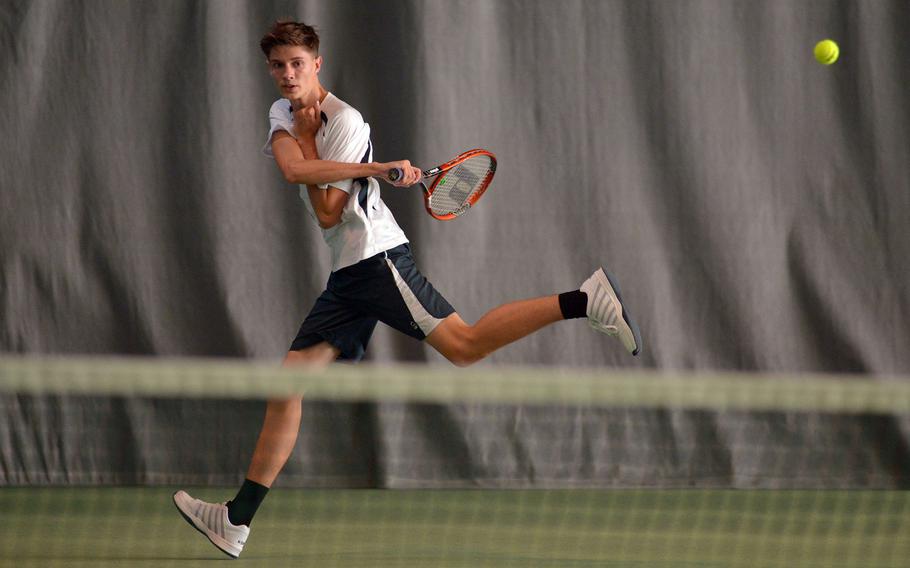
[{"left": 267, "top": 45, "right": 321, "bottom": 102}]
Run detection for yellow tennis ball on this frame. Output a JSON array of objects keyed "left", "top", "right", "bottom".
[{"left": 814, "top": 39, "right": 839, "bottom": 65}]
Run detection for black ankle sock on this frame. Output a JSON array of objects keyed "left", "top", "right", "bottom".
[
  {"left": 558, "top": 290, "right": 588, "bottom": 319},
  {"left": 227, "top": 479, "right": 270, "bottom": 527}
]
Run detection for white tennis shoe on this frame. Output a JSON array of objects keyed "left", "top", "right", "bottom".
[
  {"left": 173, "top": 490, "right": 249, "bottom": 559},
  {"left": 580, "top": 267, "right": 642, "bottom": 356}
]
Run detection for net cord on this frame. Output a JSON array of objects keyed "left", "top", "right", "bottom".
[{"left": 1, "top": 355, "right": 908, "bottom": 414}]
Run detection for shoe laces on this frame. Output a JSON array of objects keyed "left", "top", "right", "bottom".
[{"left": 590, "top": 321, "right": 618, "bottom": 335}]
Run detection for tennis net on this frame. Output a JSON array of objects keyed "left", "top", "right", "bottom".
[{"left": 1, "top": 355, "right": 909, "bottom": 567}]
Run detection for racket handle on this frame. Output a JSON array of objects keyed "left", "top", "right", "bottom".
[{"left": 388, "top": 168, "right": 404, "bottom": 183}]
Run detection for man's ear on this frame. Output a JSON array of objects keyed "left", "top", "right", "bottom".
[{"left": 314, "top": 55, "right": 323, "bottom": 73}]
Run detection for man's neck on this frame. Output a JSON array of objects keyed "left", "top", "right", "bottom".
[{"left": 290, "top": 85, "right": 328, "bottom": 111}]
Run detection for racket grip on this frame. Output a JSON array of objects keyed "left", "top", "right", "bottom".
[{"left": 388, "top": 168, "right": 404, "bottom": 183}]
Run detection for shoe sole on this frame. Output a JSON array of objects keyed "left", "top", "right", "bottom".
[
  {"left": 173, "top": 492, "right": 241, "bottom": 559},
  {"left": 597, "top": 266, "right": 642, "bottom": 356}
]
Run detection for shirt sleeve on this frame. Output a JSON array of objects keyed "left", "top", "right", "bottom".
[
  {"left": 261, "top": 99, "right": 295, "bottom": 158},
  {"left": 317, "top": 108, "right": 372, "bottom": 194}
]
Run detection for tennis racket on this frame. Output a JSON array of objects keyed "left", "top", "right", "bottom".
[{"left": 388, "top": 148, "right": 496, "bottom": 220}]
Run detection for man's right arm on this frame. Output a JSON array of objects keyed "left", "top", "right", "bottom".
[{"left": 270, "top": 131, "right": 418, "bottom": 187}]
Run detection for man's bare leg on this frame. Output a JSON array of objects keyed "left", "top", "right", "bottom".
[
  {"left": 427, "top": 267, "right": 642, "bottom": 365},
  {"left": 223, "top": 342, "right": 340, "bottom": 529},
  {"left": 426, "top": 295, "right": 563, "bottom": 366},
  {"left": 172, "top": 342, "right": 341, "bottom": 557},
  {"left": 245, "top": 343, "right": 340, "bottom": 486}
]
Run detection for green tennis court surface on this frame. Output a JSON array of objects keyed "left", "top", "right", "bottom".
[{"left": 2, "top": 488, "right": 908, "bottom": 567}]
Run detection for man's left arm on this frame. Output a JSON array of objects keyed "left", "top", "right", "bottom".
[{"left": 294, "top": 122, "right": 349, "bottom": 230}]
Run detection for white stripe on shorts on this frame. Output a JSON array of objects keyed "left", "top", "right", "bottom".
[{"left": 385, "top": 258, "right": 445, "bottom": 336}]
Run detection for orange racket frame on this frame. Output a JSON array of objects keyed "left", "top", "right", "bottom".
[{"left": 390, "top": 148, "right": 497, "bottom": 221}]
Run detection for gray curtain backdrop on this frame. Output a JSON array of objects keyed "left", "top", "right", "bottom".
[{"left": 1, "top": 0, "right": 908, "bottom": 487}]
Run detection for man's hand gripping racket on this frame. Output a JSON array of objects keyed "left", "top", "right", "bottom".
[{"left": 387, "top": 149, "right": 497, "bottom": 220}]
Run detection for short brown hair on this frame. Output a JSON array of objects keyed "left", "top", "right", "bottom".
[{"left": 260, "top": 20, "right": 320, "bottom": 58}]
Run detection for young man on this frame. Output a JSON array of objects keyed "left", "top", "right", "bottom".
[{"left": 173, "top": 20, "right": 641, "bottom": 558}]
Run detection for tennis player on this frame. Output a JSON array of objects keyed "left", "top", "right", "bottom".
[{"left": 174, "top": 20, "right": 641, "bottom": 558}]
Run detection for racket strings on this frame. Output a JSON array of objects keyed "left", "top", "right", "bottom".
[{"left": 428, "top": 156, "right": 494, "bottom": 216}]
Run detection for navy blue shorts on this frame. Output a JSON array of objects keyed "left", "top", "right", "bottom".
[{"left": 290, "top": 244, "right": 456, "bottom": 361}]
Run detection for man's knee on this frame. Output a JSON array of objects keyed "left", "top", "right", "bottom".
[
  {"left": 449, "top": 352, "right": 483, "bottom": 367},
  {"left": 427, "top": 315, "right": 488, "bottom": 367},
  {"left": 441, "top": 327, "right": 487, "bottom": 367}
]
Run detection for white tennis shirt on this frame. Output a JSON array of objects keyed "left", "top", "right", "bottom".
[{"left": 262, "top": 93, "right": 408, "bottom": 271}]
